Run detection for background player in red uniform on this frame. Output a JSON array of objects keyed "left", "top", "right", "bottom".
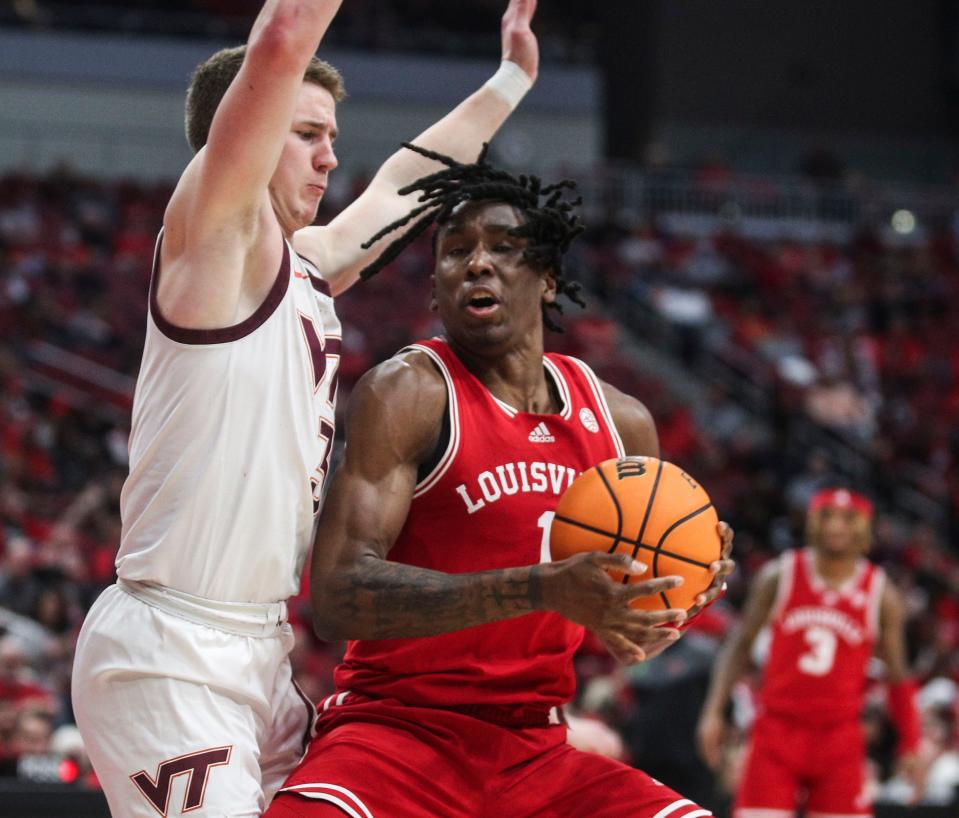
[
  {"left": 696, "top": 487, "right": 922, "bottom": 818},
  {"left": 265, "top": 148, "right": 735, "bottom": 818}
]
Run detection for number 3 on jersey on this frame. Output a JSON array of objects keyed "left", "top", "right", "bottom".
[
  {"left": 798, "top": 625, "right": 837, "bottom": 676},
  {"left": 300, "top": 314, "right": 340, "bottom": 514}
]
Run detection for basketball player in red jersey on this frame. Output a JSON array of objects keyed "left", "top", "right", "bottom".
[
  {"left": 72, "top": 2, "right": 546, "bottom": 816},
  {"left": 696, "top": 488, "right": 922, "bottom": 818},
  {"left": 265, "top": 149, "right": 735, "bottom": 818}
]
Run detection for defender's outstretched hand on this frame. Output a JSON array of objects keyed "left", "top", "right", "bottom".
[{"left": 501, "top": 0, "right": 539, "bottom": 82}]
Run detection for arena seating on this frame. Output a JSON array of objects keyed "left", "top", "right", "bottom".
[{"left": 1, "top": 167, "right": 957, "bottom": 809}]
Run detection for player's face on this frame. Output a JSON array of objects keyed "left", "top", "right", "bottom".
[
  {"left": 815, "top": 506, "right": 866, "bottom": 556},
  {"left": 270, "top": 82, "right": 339, "bottom": 235},
  {"left": 431, "top": 201, "right": 556, "bottom": 353}
]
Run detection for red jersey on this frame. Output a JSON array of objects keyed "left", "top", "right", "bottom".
[
  {"left": 335, "top": 338, "right": 626, "bottom": 710},
  {"left": 760, "top": 547, "right": 885, "bottom": 724}
]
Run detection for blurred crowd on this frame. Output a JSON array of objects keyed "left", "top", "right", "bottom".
[
  {"left": 1, "top": 167, "right": 958, "bottom": 810},
  {"left": 3, "top": 1, "right": 599, "bottom": 61}
]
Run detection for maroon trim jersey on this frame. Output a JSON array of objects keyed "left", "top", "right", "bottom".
[
  {"left": 334, "top": 338, "right": 626, "bottom": 710},
  {"left": 117, "top": 232, "right": 341, "bottom": 603},
  {"left": 759, "top": 548, "right": 885, "bottom": 724}
]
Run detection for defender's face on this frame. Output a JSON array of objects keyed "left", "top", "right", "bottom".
[
  {"left": 431, "top": 201, "right": 556, "bottom": 353},
  {"left": 270, "top": 82, "right": 339, "bottom": 235}
]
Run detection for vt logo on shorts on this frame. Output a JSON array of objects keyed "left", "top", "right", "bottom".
[{"left": 130, "top": 746, "right": 232, "bottom": 816}]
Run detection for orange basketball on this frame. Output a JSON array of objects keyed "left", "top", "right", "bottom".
[{"left": 550, "top": 456, "right": 721, "bottom": 612}]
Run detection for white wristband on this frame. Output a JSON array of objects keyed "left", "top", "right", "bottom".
[{"left": 483, "top": 60, "right": 533, "bottom": 109}]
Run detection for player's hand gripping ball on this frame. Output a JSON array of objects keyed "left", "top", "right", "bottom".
[{"left": 550, "top": 457, "right": 722, "bottom": 612}]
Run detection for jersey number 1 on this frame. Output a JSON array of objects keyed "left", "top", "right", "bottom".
[{"left": 537, "top": 511, "right": 555, "bottom": 564}]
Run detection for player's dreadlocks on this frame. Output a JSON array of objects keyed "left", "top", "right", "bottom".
[{"left": 359, "top": 143, "right": 586, "bottom": 331}]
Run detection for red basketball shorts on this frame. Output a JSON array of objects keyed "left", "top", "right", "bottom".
[
  {"left": 734, "top": 712, "right": 871, "bottom": 818},
  {"left": 265, "top": 693, "right": 713, "bottom": 818}
]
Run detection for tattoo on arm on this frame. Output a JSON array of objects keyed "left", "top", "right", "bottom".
[
  {"left": 528, "top": 565, "right": 543, "bottom": 610},
  {"left": 328, "top": 558, "right": 542, "bottom": 640}
]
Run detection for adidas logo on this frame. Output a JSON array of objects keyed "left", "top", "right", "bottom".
[{"left": 528, "top": 422, "right": 555, "bottom": 443}]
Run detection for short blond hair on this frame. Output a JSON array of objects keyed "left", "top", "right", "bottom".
[{"left": 184, "top": 45, "right": 346, "bottom": 153}]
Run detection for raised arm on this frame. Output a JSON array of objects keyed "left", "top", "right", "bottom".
[
  {"left": 161, "top": 0, "right": 343, "bottom": 327},
  {"left": 192, "top": 1, "right": 341, "bottom": 228},
  {"left": 310, "top": 352, "right": 683, "bottom": 643},
  {"left": 295, "top": 0, "right": 540, "bottom": 295},
  {"left": 696, "top": 558, "right": 780, "bottom": 770}
]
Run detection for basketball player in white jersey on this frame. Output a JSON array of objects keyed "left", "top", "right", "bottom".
[{"left": 71, "top": 2, "right": 541, "bottom": 815}]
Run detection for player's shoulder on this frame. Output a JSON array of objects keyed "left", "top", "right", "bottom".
[
  {"left": 349, "top": 349, "right": 446, "bottom": 427},
  {"left": 371, "top": 346, "right": 445, "bottom": 386},
  {"left": 600, "top": 380, "right": 654, "bottom": 426},
  {"left": 876, "top": 565, "right": 904, "bottom": 609},
  {"left": 343, "top": 349, "right": 448, "bottom": 464},
  {"left": 596, "top": 378, "right": 657, "bottom": 456},
  {"left": 743, "top": 553, "right": 788, "bottom": 610},
  {"left": 755, "top": 553, "right": 786, "bottom": 587},
  {"left": 737, "top": 554, "right": 786, "bottom": 625}
]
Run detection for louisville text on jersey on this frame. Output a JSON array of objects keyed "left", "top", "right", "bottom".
[
  {"left": 455, "top": 461, "right": 578, "bottom": 514},
  {"left": 780, "top": 605, "right": 865, "bottom": 646}
]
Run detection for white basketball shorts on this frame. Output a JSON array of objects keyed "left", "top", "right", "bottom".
[{"left": 72, "top": 580, "right": 315, "bottom": 818}]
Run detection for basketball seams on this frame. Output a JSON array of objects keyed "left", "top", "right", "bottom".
[
  {"left": 595, "top": 465, "right": 624, "bottom": 554},
  {"left": 655, "top": 503, "right": 715, "bottom": 552},
  {"left": 552, "top": 456, "right": 719, "bottom": 613},
  {"left": 629, "top": 459, "right": 664, "bottom": 580},
  {"left": 552, "top": 515, "right": 712, "bottom": 569},
  {"left": 652, "top": 501, "right": 714, "bottom": 609},
  {"left": 553, "top": 514, "right": 620, "bottom": 546}
]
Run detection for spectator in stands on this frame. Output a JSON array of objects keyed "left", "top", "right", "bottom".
[
  {"left": 0, "top": 537, "right": 39, "bottom": 617},
  {"left": 9, "top": 707, "right": 54, "bottom": 759}
]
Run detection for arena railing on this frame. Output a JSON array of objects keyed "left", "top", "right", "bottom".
[{"left": 578, "top": 167, "right": 957, "bottom": 239}]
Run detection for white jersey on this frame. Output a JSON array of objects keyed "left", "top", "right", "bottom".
[{"left": 116, "top": 235, "right": 341, "bottom": 603}]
